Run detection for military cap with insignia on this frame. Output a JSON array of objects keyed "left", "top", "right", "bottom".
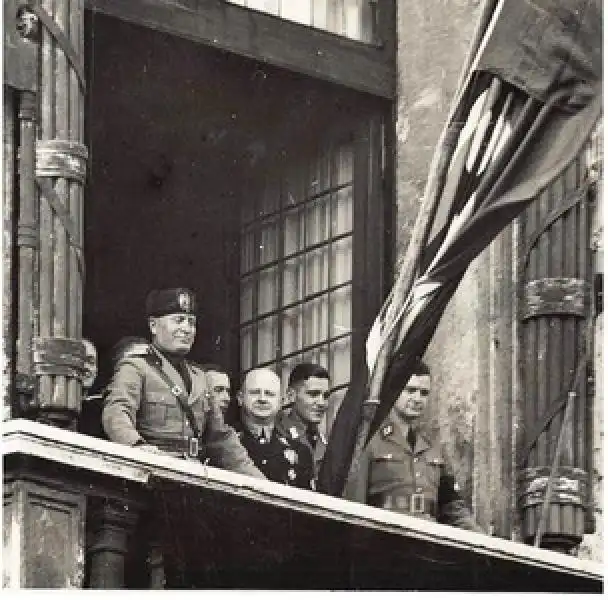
[{"left": 145, "top": 287, "right": 197, "bottom": 317}]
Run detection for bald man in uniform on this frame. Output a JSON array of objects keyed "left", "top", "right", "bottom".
[{"left": 236, "top": 367, "right": 314, "bottom": 490}]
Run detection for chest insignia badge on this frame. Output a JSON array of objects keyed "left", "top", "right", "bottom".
[
  {"left": 381, "top": 424, "right": 393, "bottom": 438},
  {"left": 284, "top": 449, "right": 297, "bottom": 465},
  {"left": 287, "top": 468, "right": 297, "bottom": 481},
  {"left": 289, "top": 426, "right": 299, "bottom": 439},
  {"left": 178, "top": 291, "right": 192, "bottom": 312}
]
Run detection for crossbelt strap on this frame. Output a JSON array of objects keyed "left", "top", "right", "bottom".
[{"left": 144, "top": 350, "right": 201, "bottom": 439}]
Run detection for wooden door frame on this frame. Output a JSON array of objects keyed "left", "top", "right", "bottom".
[{"left": 85, "top": 0, "right": 396, "bottom": 99}]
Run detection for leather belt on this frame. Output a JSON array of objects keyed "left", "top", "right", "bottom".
[
  {"left": 144, "top": 435, "right": 200, "bottom": 458},
  {"left": 369, "top": 492, "right": 436, "bottom": 517}
]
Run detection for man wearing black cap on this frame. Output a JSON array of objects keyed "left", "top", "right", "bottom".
[{"left": 102, "top": 287, "right": 263, "bottom": 478}]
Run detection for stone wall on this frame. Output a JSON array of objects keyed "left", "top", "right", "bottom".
[{"left": 394, "top": 0, "right": 603, "bottom": 554}]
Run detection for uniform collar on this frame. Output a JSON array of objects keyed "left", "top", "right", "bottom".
[
  {"left": 244, "top": 422, "right": 274, "bottom": 440},
  {"left": 380, "top": 419, "right": 431, "bottom": 454},
  {"left": 149, "top": 345, "right": 201, "bottom": 406},
  {"left": 280, "top": 409, "right": 327, "bottom": 445}
]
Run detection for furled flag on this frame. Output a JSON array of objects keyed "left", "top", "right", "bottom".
[{"left": 317, "top": 0, "right": 602, "bottom": 498}]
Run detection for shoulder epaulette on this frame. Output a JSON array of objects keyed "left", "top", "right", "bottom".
[{"left": 122, "top": 342, "right": 153, "bottom": 360}]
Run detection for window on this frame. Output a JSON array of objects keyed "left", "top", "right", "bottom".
[
  {"left": 226, "top": 0, "right": 376, "bottom": 43},
  {"left": 239, "top": 145, "right": 354, "bottom": 401}
]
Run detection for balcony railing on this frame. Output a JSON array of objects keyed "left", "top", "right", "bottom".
[{"left": 2, "top": 419, "right": 603, "bottom": 590}]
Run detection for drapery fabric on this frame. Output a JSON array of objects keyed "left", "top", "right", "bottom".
[{"left": 318, "top": 0, "right": 602, "bottom": 497}]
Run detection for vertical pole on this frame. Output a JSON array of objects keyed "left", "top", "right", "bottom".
[
  {"left": 35, "top": 0, "right": 86, "bottom": 428},
  {"left": 16, "top": 90, "right": 39, "bottom": 414},
  {"left": 4, "top": 88, "right": 17, "bottom": 420}
]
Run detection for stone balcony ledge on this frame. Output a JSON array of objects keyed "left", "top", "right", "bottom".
[{"left": 2, "top": 419, "right": 603, "bottom": 590}]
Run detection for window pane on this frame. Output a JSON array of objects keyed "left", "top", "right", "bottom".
[
  {"left": 312, "top": 0, "right": 328, "bottom": 28},
  {"left": 257, "top": 316, "right": 278, "bottom": 363},
  {"left": 283, "top": 256, "right": 304, "bottom": 305},
  {"left": 281, "top": 0, "right": 312, "bottom": 25},
  {"left": 279, "top": 355, "right": 301, "bottom": 400},
  {"left": 259, "top": 219, "right": 278, "bottom": 264},
  {"left": 258, "top": 266, "right": 278, "bottom": 314},
  {"left": 301, "top": 295, "right": 328, "bottom": 346},
  {"left": 344, "top": 0, "right": 362, "bottom": 39},
  {"left": 331, "top": 185, "right": 353, "bottom": 235},
  {"left": 330, "top": 236, "right": 352, "bottom": 285},
  {"left": 305, "top": 246, "right": 329, "bottom": 294},
  {"left": 282, "top": 305, "right": 302, "bottom": 356},
  {"left": 329, "top": 335, "right": 351, "bottom": 387},
  {"left": 241, "top": 275, "right": 255, "bottom": 323},
  {"left": 284, "top": 206, "right": 304, "bottom": 256},
  {"left": 241, "top": 325, "right": 253, "bottom": 372},
  {"left": 305, "top": 196, "right": 330, "bottom": 246},
  {"left": 330, "top": 285, "right": 351, "bottom": 336}
]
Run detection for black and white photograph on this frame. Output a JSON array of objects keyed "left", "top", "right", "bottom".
[{"left": 1, "top": 0, "right": 603, "bottom": 591}]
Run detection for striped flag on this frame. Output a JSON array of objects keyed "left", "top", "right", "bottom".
[{"left": 318, "top": 0, "right": 602, "bottom": 497}]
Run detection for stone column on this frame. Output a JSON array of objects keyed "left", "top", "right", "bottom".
[
  {"left": 3, "top": 473, "right": 86, "bottom": 588},
  {"left": 87, "top": 499, "right": 138, "bottom": 589}
]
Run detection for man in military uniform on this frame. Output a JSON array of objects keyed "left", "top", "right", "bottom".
[
  {"left": 344, "top": 361, "right": 481, "bottom": 531},
  {"left": 235, "top": 367, "right": 314, "bottom": 489},
  {"left": 200, "top": 363, "right": 232, "bottom": 415},
  {"left": 102, "top": 287, "right": 263, "bottom": 478},
  {"left": 276, "top": 363, "right": 331, "bottom": 485}
]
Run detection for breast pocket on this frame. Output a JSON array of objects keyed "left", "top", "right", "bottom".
[
  {"left": 369, "top": 454, "right": 408, "bottom": 491},
  {"left": 421, "top": 455, "right": 444, "bottom": 488},
  {"left": 140, "top": 391, "right": 176, "bottom": 427}
]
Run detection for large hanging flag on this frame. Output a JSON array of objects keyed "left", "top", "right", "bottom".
[{"left": 317, "top": 0, "right": 602, "bottom": 497}]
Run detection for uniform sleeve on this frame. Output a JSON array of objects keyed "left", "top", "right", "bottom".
[
  {"left": 203, "top": 401, "right": 266, "bottom": 479},
  {"left": 437, "top": 449, "right": 483, "bottom": 532},
  {"left": 102, "top": 359, "right": 145, "bottom": 447},
  {"left": 342, "top": 446, "right": 371, "bottom": 504}
]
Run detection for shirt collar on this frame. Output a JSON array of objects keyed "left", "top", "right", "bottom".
[{"left": 245, "top": 421, "right": 274, "bottom": 440}]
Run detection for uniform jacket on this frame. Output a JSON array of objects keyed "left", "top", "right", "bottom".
[
  {"left": 275, "top": 409, "right": 327, "bottom": 480},
  {"left": 102, "top": 345, "right": 263, "bottom": 478},
  {"left": 343, "top": 419, "right": 480, "bottom": 531},
  {"left": 236, "top": 424, "right": 314, "bottom": 490}
]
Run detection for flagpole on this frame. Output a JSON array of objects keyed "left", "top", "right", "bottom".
[{"left": 341, "top": 0, "right": 501, "bottom": 493}]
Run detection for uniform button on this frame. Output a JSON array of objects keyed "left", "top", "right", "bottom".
[
  {"left": 416, "top": 472, "right": 421, "bottom": 478},
  {"left": 413, "top": 457, "right": 419, "bottom": 463},
  {"left": 262, "top": 459, "right": 267, "bottom": 465}
]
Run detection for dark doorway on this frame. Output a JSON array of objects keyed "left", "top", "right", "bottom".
[{"left": 83, "top": 12, "right": 386, "bottom": 393}]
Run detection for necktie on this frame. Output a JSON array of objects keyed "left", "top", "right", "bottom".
[
  {"left": 306, "top": 426, "right": 318, "bottom": 448},
  {"left": 407, "top": 427, "right": 416, "bottom": 451}
]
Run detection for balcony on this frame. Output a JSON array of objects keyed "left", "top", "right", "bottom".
[{"left": 2, "top": 419, "right": 602, "bottom": 590}]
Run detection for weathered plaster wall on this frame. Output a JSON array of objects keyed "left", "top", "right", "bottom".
[
  {"left": 395, "top": 0, "right": 490, "bottom": 525},
  {"left": 395, "top": 0, "right": 602, "bottom": 554}
]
